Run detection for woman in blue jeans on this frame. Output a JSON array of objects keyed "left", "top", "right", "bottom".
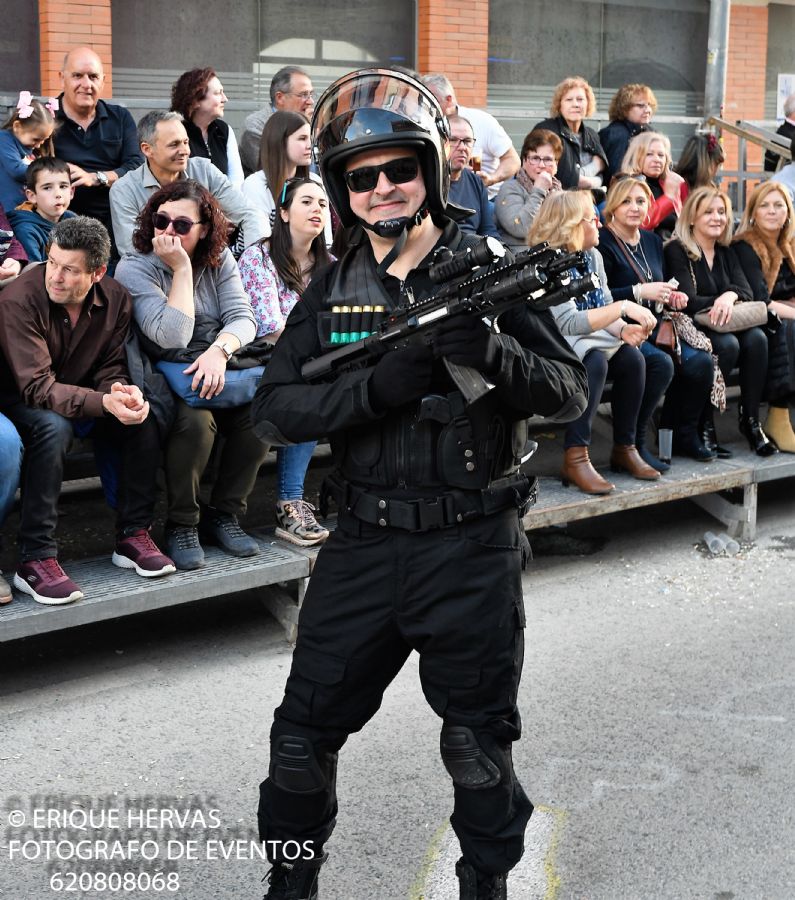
[
  {"left": 529, "top": 189, "right": 666, "bottom": 494},
  {"left": 0, "top": 412, "right": 23, "bottom": 603},
  {"left": 239, "top": 177, "right": 333, "bottom": 546}
]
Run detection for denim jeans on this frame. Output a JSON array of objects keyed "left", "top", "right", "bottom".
[
  {"left": 0, "top": 412, "right": 23, "bottom": 527},
  {"left": 277, "top": 441, "right": 317, "bottom": 501},
  {"left": 2, "top": 402, "right": 161, "bottom": 561},
  {"left": 638, "top": 341, "right": 674, "bottom": 438},
  {"left": 565, "top": 344, "right": 645, "bottom": 447}
]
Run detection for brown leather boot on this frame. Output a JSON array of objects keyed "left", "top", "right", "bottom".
[
  {"left": 610, "top": 444, "right": 661, "bottom": 480},
  {"left": 561, "top": 446, "right": 615, "bottom": 494}
]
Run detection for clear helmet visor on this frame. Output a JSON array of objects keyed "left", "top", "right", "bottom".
[{"left": 312, "top": 69, "right": 447, "bottom": 160}]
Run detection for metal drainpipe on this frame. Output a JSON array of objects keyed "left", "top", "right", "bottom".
[{"left": 703, "top": 0, "right": 731, "bottom": 127}]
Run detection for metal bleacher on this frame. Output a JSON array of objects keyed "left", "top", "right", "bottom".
[
  {"left": 0, "top": 530, "right": 318, "bottom": 645},
  {"left": 3, "top": 83, "right": 795, "bottom": 645}
]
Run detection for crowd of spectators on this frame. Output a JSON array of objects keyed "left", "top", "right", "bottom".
[{"left": 1, "top": 51, "right": 794, "bottom": 607}]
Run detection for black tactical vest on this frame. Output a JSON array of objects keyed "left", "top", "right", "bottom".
[{"left": 317, "top": 228, "right": 530, "bottom": 493}]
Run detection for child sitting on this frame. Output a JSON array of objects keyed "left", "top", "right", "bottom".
[
  {"left": 8, "top": 158, "right": 75, "bottom": 261},
  {"left": 0, "top": 93, "right": 58, "bottom": 212}
]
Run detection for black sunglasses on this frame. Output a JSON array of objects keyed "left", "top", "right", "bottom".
[
  {"left": 343, "top": 157, "right": 419, "bottom": 193},
  {"left": 152, "top": 212, "right": 203, "bottom": 235}
]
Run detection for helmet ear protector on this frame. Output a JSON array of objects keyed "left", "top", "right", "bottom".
[{"left": 312, "top": 68, "right": 451, "bottom": 230}]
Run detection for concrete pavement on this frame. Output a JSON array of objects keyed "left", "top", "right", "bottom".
[{"left": 0, "top": 482, "right": 793, "bottom": 899}]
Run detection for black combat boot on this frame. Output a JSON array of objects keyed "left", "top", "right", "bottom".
[
  {"left": 262, "top": 853, "right": 327, "bottom": 899},
  {"left": 456, "top": 857, "right": 508, "bottom": 899}
]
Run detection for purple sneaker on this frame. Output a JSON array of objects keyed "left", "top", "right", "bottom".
[
  {"left": 112, "top": 529, "right": 176, "bottom": 578},
  {"left": 14, "top": 558, "right": 83, "bottom": 606}
]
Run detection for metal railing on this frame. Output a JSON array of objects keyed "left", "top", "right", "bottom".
[{"left": 707, "top": 116, "right": 793, "bottom": 212}]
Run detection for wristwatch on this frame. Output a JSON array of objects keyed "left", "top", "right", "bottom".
[
  {"left": 212, "top": 340, "right": 233, "bottom": 361},
  {"left": 95, "top": 171, "right": 109, "bottom": 187}
]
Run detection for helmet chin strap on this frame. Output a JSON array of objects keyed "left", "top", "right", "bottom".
[{"left": 360, "top": 207, "right": 429, "bottom": 278}]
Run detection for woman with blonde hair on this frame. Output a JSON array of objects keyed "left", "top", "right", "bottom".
[
  {"left": 733, "top": 181, "right": 795, "bottom": 450},
  {"left": 598, "top": 175, "right": 714, "bottom": 471},
  {"left": 665, "top": 186, "right": 776, "bottom": 456},
  {"left": 528, "top": 190, "right": 659, "bottom": 493},
  {"left": 620, "top": 131, "right": 686, "bottom": 238},
  {"left": 533, "top": 77, "right": 608, "bottom": 191},
  {"left": 599, "top": 83, "right": 657, "bottom": 183}
]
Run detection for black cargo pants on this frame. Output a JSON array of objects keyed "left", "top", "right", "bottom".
[{"left": 258, "top": 506, "right": 534, "bottom": 875}]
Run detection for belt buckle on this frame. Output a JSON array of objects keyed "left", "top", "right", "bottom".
[{"left": 416, "top": 496, "right": 446, "bottom": 531}]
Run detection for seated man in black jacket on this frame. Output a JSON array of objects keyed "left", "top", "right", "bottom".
[{"left": 251, "top": 67, "right": 587, "bottom": 900}]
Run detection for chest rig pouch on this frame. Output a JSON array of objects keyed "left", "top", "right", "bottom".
[
  {"left": 315, "top": 228, "right": 395, "bottom": 350},
  {"left": 320, "top": 229, "right": 528, "bottom": 492}
]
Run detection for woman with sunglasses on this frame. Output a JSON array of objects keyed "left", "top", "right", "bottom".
[
  {"left": 495, "top": 128, "right": 563, "bottom": 251},
  {"left": 620, "top": 131, "right": 687, "bottom": 239},
  {"left": 599, "top": 176, "right": 716, "bottom": 467},
  {"left": 116, "top": 180, "right": 270, "bottom": 569},
  {"left": 171, "top": 67, "right": 243, "bottom": 189},
  {"left": 528, "top": 190, "right": 660, "bottom": 494},
  {"left": 239, "top": 178, "right": 333, "bottom": 546},
  {"left": 241, "top": 111, "right": 329, "bottom": 249},
  {"left": 665, "top": 186, "right": 777, "bottom": 457}
]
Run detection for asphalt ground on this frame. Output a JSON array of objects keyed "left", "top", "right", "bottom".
[{"left": 1, "top": 472, "right": 793, "bottom": 899}]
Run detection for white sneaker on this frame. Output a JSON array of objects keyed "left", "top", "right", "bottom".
[{"left": 275, "top": 500, "right": 329, "bottom": 547}]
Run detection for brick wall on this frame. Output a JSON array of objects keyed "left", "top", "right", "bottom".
[
  {"left": 723, "top": 3, "right": 769, "bottom": 174},
  {"left": 417, "top": 0, "right": 489, "bottom": 106},
  {"left": 39, "top": 0, "right": 113, "bottom": 97}
]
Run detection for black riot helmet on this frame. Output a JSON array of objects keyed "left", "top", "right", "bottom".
[{"left": 312, "top": 68, "right": 451, "bottom": 237}]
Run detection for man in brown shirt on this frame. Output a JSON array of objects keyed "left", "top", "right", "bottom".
[{"left": 0, "top": 217, "right": 174, "bottom": 605}]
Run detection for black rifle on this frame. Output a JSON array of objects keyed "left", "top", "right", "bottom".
[{"left": 301, "top": 237, "right": 598, "bottom": 403}]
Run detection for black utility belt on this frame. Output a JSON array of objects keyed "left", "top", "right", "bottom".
[{"left": 322, "top": 473, "right": 537, "bottom": 533}]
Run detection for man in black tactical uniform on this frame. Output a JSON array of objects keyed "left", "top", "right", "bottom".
[{"left": 252, "top": 67, "right": 588, "bottom": 900}]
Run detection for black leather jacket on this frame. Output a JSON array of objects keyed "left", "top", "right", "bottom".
[
  {"left": 252, "top": 218, "right": 587, "bottom": 497},
  {"left": 534, "top": 116, "right": 608, "bottom": 190}
]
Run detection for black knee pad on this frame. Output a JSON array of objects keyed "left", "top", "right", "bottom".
[
  {"left": 270, "top": 734, "right": 327, "bottom": 795},
  {"left": 440, "top": 725, "right": 501, "bottom": 790}
]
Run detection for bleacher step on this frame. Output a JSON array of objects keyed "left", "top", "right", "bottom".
[{"left": 0, "top": 531, "right": 313, "bottom": 643}]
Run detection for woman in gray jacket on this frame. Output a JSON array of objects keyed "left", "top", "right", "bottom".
[
  {"left": 528, "top": 190, "right": 660, "bottom": 494},
  {"left": 116, "top": 180, "right": 269, "bottom": 570},
  {"left": 495, "top": 129, "right": 563, "bottom": 251}
]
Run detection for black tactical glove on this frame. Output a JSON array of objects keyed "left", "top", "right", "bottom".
[
  {"left": 368, "top": 341, "right": 434, "bottom": 409},
  {"left": 432, "top": 316, "right": 501, "bottom": 375}
]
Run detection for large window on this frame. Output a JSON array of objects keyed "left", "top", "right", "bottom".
[
  {"left": 766, "top": 3, "right": 795, "bottom": 118},
  {"left": 487, "top": 0, "right": 709, "bottom": 156},
  {"left": 1, "top": 1, "right": 40, "bottom": 94},
  {"left": 111, "top": 0, "right": 416, "bottom": 129}
]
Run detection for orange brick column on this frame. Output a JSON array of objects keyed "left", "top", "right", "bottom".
[
  {"left": 723, "top": 3, "right": 769, "bottom": 174},
  {"left": 417, "top": 0, "right": 489, "bottom": 107},
  {"left": 39, "top": 0, "right": 113, "bottom": 98}
]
